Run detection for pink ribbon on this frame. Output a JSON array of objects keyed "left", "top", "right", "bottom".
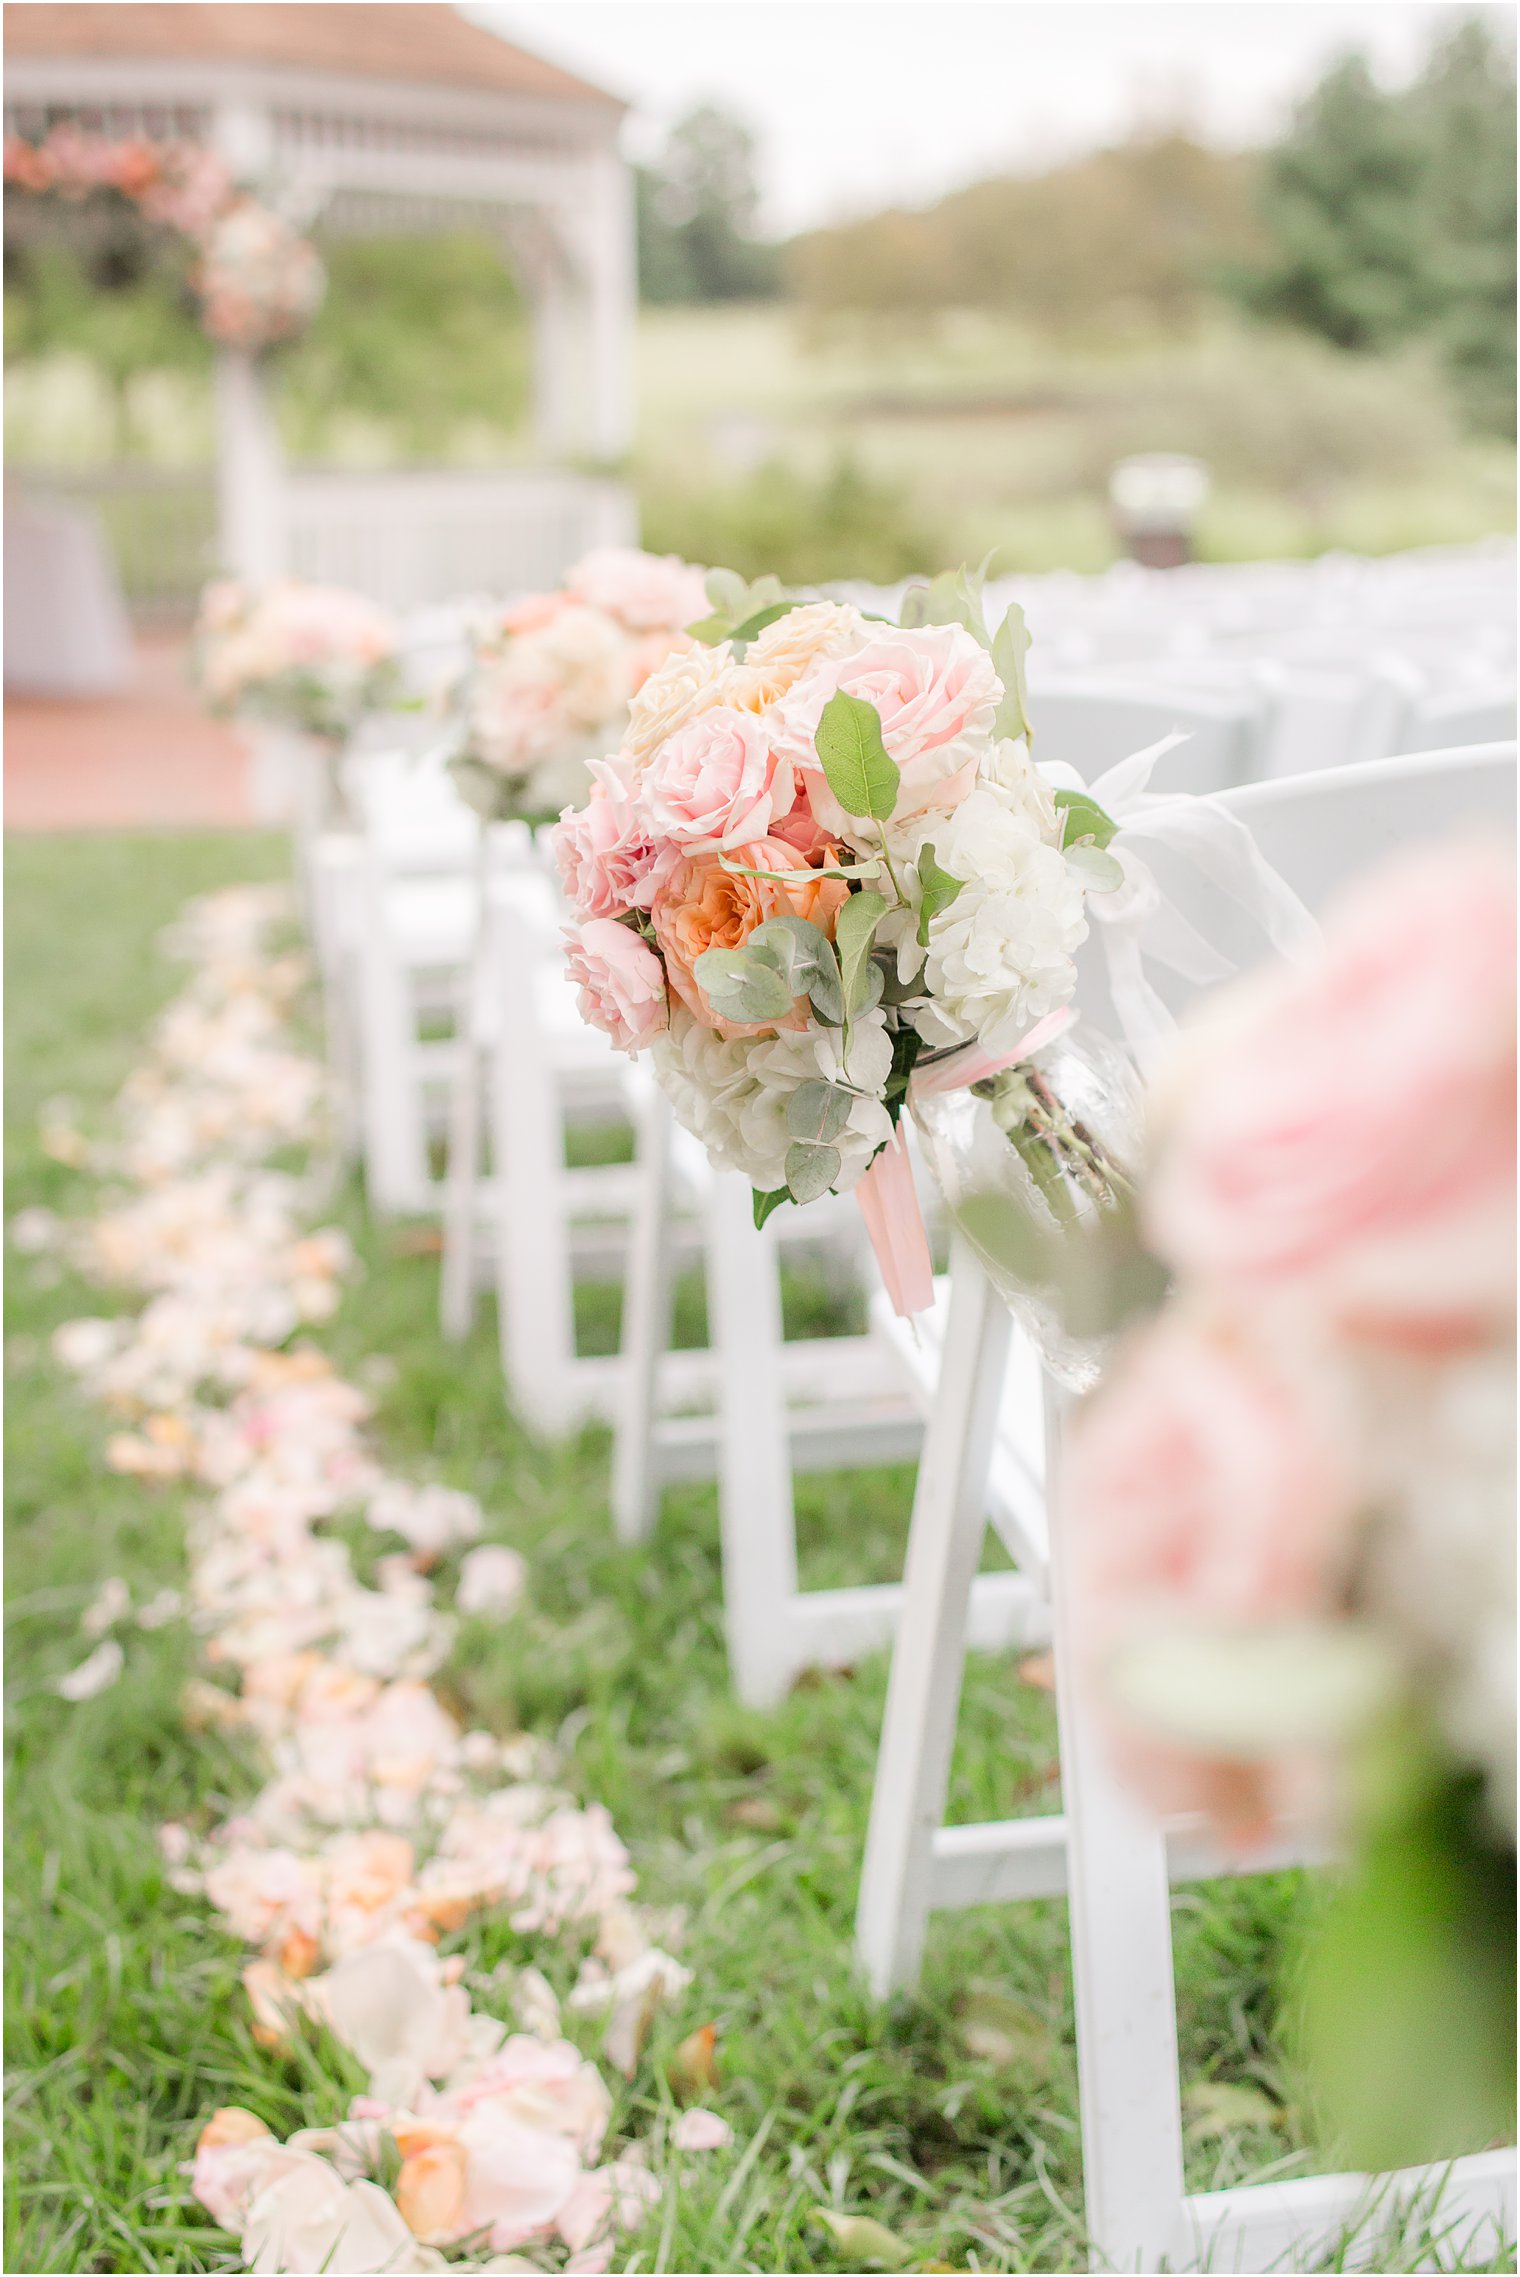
[{"left": 854, "top": 1006, "right": 1077, "bottom": 1318}]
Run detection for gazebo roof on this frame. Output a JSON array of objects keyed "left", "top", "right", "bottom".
[{"left": 1, "top": 4, "right": 624, "bottom": 110}]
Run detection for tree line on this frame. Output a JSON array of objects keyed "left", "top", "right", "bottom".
[{"left": 639, "top": 14, "right": 1516, "bottom": 433}]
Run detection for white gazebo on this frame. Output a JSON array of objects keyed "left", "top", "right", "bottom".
[{"left": 4, "top": 2, "right": 638, "bottom": 606}]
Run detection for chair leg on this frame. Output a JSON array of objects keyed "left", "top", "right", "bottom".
[
  {"left": 706, "top": 1172, "right": 801, "bottom": 1709},
  {"left": 493, "top": 911, "right": 579, "bottom": 1435},
  {"left": 611, "top": 1084, "right": 676, "bottom": 1545},
  {"left": 854, "top": 1244, "right": 1015, "bottom": 1997},
  {"left": 440, "top": 921, "right": 487, "bottom": 1342},
  {"left": 1044, "top": 1379, "right": 1189, "bottom": 2274},
  {"left": 355, "top": 865, "right": 431, "bottom": 1217}
]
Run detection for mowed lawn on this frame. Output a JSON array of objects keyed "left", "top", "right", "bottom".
[{"left": 7, "top": 831, "right": 1494, "bottom": 2276}]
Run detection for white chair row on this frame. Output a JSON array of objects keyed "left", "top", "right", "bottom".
[{"left": 852, "top": 744, "right": 1519, "bottom": 2271}]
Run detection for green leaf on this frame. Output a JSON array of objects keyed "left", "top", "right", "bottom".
[
  {"left": 692, "top": 944, "right": 794, "bottom": 1024},
  {"left": 808, "top": 2210, "right": 912, "bottom": 2269},
  {"left": 752, "top": 1185, "right": 791, "bottom": 1231},
  {"left": 729, "top": 599, "right": 800, "bottom": 646},
  {"left": 746, "top": 914, "right": 842, "bottom": 1024},
  {"left": 1064, "top": 842, "right": 1125, "bottom": 894},
  {"left": 784, "top": 1138, "right": 841, "bottom": 1203},
  {"left": 786, "top": 1078, "right": 855, "bottom": 1145},
  {"left": 833, "top": 888, "right": 888, "bottom": 1016},
  {"left": 687, "top": 613, "right": 734, "bottom": 648},
  {"left": 913, "top": 843, "right": 964, "bottom": 947},
  {"left": 1299, "top": 1755, "right": 1516, "bottom": 2170},
  {"left": 1106, "top": 1620, "right": 1399, "bottom": 1759},
  {"left": 991, "top": 600, "right": 1034, "bottom": 744},
  {"left": 1053, "top": 788, "right": 1119, "bottom": 851},
  {"left": 882, "top": 1024, "right": 924, "bottom": 1121},
  {"left": 703, "top": 567, "right": 748, "bottom": 616},
  {"left": 898, "top": 562, "right": 991, "bottom": 647},
  {"left": 814, "top": 692, "right": 899, "bottom": 824}
]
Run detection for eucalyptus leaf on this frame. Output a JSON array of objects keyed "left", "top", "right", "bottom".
[
  {"left": 1064, "top": 842, "right": 1125, "bottom": 894},
  {"left": 752, "top": 1185, "right": 791, "bottom": 1231},
  {"left": 814, "top": 691, "right": 898, "bottom": 824},
  {"left": 703, "top": 567, "right": 748, "bottom": 616},
  {"left": 686, "top": 613, "right": 733, "bottom": 649},
  {"left": 914, "top": 843, "right": 964, "bottom": 947},
  {"left": 1054, "top": 788, "right": 1119, "bottom": 850},
  {"left": 692, "top": 944, "right": 794, "bottom": 1024},
  {"left": 747, "top": 914, "right": 842, "bottom": 1023},
  {"left": 898, "top": 562, "right": 990, "bottom": 648},
  {"left": 786, "top": 1078, "right": 855, "bottom": 1145},
  {"left": 785, "top": 1138, "right": 841, "bottom": 1203},
  {"left": 833, "top": 888, "right": 888, "bottom": 1016},
  {"left": 991, "top": 600, "right": 1034, "bottom": 744}
]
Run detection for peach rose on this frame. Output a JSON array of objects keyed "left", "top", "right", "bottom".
[
  {"left": 396, "top": 2135, "right": 468, "bottom": 2242},
  {"left": 641, "top": 708, "right": 795, "bottom": 851},
  {"left": 1145, "top": 843, "right": 1517, "bottom": 1349},
  {"left": 1064, "top": 1308, "right": 1359, "bottom": 1839},
  {"left": 652, "top": 838, "right": 849, "bottom": 1034},
  {"left": 745, "top": 598, "right": 868, "bottom": 693},
  {"left": 563, "top": 918, "right": 669, "bottom": 1053},
  {"left": 772, "top": 623, "right": 999, "bottom": 838}
]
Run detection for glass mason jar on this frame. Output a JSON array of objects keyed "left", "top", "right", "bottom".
[{"left": 911, "top": 1025, "right": 1143, "bottom": 1389}]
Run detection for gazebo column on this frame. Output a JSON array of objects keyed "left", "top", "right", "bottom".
[
  {"left": 214, "top": 350, "right": 286, "bottom": 581},
  {"left": 211, "top": 95, "right": 287, "bottom": 581},
  {"left": 584, "top": 144, "right": 635, "bottom": 462}
]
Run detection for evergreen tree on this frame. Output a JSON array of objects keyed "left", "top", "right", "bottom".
[{"left": 636, "top": 105, "right": 780, "bottom": 304}]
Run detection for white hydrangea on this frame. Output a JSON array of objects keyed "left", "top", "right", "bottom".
[
  {"left": 651, "top": 1007, "right": 894, "bottom": 1194},
  {"left": 912, "top": 783, "right": 1087, "bottom": 1053}
]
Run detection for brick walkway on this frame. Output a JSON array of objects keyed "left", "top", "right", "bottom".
[{"left": 5, "top": 635, "right": 254, "bottom": 832}]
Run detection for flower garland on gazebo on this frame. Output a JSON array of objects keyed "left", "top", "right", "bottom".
[{"left": 3, "top": 121, "right": 324, "bottom": 352}]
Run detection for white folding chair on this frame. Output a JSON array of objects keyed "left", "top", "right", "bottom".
[
  {"left": 1026, "top": 677, "right": 1266, "bottom": 795},
  {"left": 855, "top": 745, "right": 1518, "bottom": 2271},
  {"left": 613, "top": 1097, "right": 1047, "bottom": 1707}
]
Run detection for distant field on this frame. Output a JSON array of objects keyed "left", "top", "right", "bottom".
[
  {"left": 7, "top": 301, "right": 1514, "bottom": 591},
  {"left": 635, "top": 304, "right": 1517, "bottom": 576}
]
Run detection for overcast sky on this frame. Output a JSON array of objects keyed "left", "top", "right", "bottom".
[{"left": 475, "top": 2, "right": 1501, "bottom": 234}]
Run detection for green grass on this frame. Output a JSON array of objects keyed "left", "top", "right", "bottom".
[{"left": 5, "top": 834, "right": 1510, "bottom": 2275}]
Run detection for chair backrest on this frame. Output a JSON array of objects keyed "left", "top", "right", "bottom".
[
  {"left": 1073, "top": 742, "right": 1517, "bottom": 1038},
  {"left": 1396, "top": 689, "right": 1518, "bottom": 757},
  {"left": 1028, "top": 678, "right": 1263, "bottom": 796}
]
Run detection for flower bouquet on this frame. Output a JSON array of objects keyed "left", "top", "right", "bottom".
[
  {"left": 551, "top": 564, "right": 1133, "bottom": 1344},
  {"left": 448, "top": 548, "right": 710, "bottom": 826},
  {"left": 193, "top": 196, "right": 327, "bottom": 351},
  {"left": 192, "top": 579, "right": 401, "bottom": 825},
  {"left": 1009, "top": 839, "right": 1515, "bottom": 2168}
]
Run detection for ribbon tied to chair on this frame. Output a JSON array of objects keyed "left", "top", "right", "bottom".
[{"left": 855, "top": 735, "right": 1322, "bottom": 1317}]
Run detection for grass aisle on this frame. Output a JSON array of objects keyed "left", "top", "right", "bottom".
[{"left": 9, "top": 833, "right": 1334, "bottom": 2275}]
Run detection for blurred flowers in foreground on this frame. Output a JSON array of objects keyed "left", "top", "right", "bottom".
[{"left": 969, "top": 837, "right": 1516, "bottom": 2168}]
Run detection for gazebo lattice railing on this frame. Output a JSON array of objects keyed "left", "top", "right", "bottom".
[{"left": 4, "top": 3, "right": 638, "bottom": 608}]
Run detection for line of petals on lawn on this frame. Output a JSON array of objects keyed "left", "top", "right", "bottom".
[{"left": 43, "top": 883, "right": 730, "bottom": 2275}]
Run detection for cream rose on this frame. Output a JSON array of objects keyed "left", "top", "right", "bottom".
[{"left": 624, "top": 641, "right": 733, "bottom": 768}]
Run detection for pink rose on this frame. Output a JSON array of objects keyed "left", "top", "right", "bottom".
[
  {"left": 773, "top": 624, "right": 999, "bottom": 836},
  {"left": 640, "top": 708, "right": 795, "bottom": 852},
  {"left": 1145, "top": 843, "right": 1517, "bottom": 1350},
  {"left": 566, "top": 547, "right": 709, "bottom": 632},
  {"left": 564, "top": 919, "right": 669, "bottom": 1053},
  {"left": 551, "top": 756, "right": 672, "bottom": 918},
  {"left": 1064, "top": 1309, "right": 1358, "bottom": 1839}
]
